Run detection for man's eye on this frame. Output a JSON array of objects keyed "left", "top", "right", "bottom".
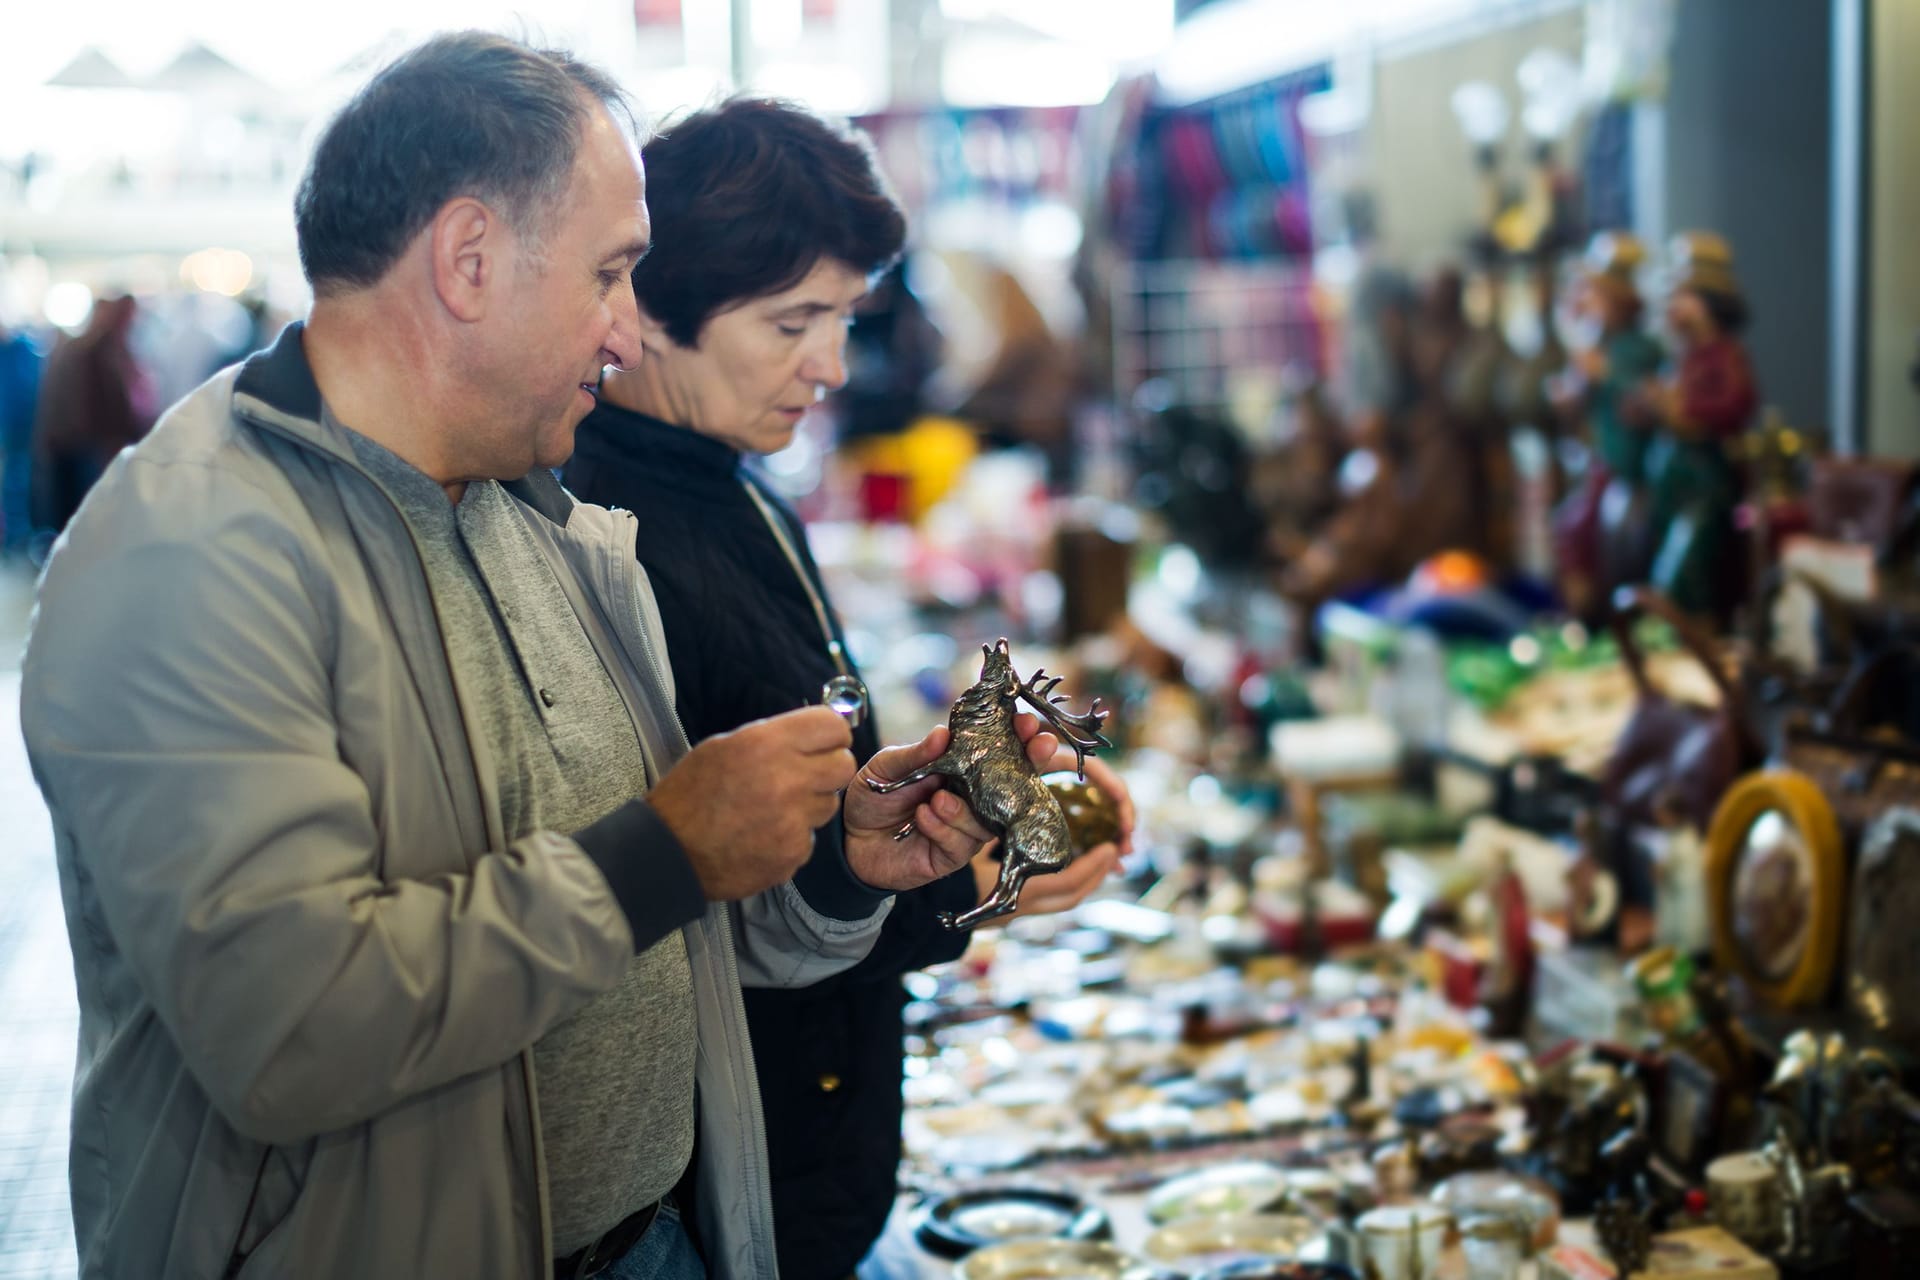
[
  {"left": 777, "top": 323, "right": 806, "bottom": 337},
  {"left": 598, "top": 271, "right": 625, "bottom": 295}
]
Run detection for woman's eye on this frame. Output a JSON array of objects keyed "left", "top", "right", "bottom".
[{"left": 777, "top": 323, "right": 806, "bottom": 337}]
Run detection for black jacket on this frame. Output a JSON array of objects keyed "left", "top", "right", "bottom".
[{"left": 564, "top": 404, "right": 975, "bottom": 1279}]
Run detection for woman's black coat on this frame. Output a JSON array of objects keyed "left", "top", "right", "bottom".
[{"left": 564, "top": 404, "right": 975, "bottom": 1279}]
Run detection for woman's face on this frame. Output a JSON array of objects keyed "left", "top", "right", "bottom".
[{"left": 655, "top": 258, "right": 871, "bottom": 455}]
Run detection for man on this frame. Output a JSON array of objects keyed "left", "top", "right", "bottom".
[{"left": 20, "top": 33, "right": 1026, "bottom": 1280}]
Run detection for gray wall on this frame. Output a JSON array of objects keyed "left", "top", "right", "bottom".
[
  {"left": 1367, "top": 8, "right": 1587, "bottom": 271},
  {"left": 1359, "top": 0, "right": 1839, "bottom": 440},
  {"left": 1659, "top": 0, "right": 1833, "bottom": 435}
]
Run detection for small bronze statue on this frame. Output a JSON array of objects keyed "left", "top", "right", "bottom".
[{"left": 866, "top": 639, "right": 1112, "bottom": 929}]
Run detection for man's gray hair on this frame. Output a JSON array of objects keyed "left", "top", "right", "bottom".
[{"left": 294, "top": 31, "right": 634, "bottom": 294}]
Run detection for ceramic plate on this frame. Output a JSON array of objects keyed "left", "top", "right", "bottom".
[
  {"left": 956, "top": 1240, "right": 1157, "bottom": 1280},
  {"left": 1143, "top": 1212, "right": 1328, "bottom": 1272},
  {"left": 1146, "top": 1162, "right": 1291, "bottom": 1225}
]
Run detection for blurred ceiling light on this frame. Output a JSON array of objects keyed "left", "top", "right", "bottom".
[
  {"left": 182, "top": 248, "right": 253, "bottom": 297},
  {"left": 751, "top": 0, "right": 803, "bottom": 50},
  {"left": 1297, "top": 88, "right": 1369, "bottom": 139},
  {"left": 941, "top": 34, "right": 1115, "bottom": 108},
  {"left": 1516, "top": 46, "right": 1583, "bottom": 141},
  {"left": 44, "top": 281, "right": 94, "bottom": 330},
  {"left": 940, "top": 0, "right": 1174, "bottom": 63},
  {"left": 1450, "top": 79, "right": 1509, "bottom": 146}
]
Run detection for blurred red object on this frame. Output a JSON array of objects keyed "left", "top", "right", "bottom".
[{"left": 859, "top": 470, "right": 910, "bottom": 522}]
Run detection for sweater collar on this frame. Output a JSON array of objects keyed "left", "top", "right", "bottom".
[{"left": 574, "top": 400, "right": 745, "bottom": 484}]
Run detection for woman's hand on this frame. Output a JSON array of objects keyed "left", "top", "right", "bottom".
[
  {"left": 969, "top": 748, "right": 1135, "bottom": 925},
  {"left": 842, "top": 714, "right": 1058, "bottom": 891}
]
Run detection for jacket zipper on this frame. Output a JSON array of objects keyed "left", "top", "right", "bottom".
[
  {"left": 603, "top": 520, "right": 779, "bottom": 1276},
  {"left": 235, "top": 402, "right": 555, "bottom": 1271}
]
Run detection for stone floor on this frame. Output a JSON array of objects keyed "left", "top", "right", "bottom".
[{"left": 0, "top": 556, "right": 80, "bottom": 1279}]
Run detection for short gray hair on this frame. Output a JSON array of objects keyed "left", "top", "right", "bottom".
[{"left": 294, "top": 31, "right": 633, "bottom": 294}]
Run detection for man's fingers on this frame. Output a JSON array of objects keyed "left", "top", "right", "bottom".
[
  {"left": 802, "top": 792, "right": 843, "bottom": 828},
  {"left": 759, "top": 705, "right": 855, "bottom": 752},
  {"left": 800, "top": 749, "right": 857, "bottom": 795}
]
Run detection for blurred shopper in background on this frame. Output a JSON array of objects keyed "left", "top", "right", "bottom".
[
  {"left": 0, "top": 312, "right": 45, "bottom": 558},
  {"left": 29, "top": 294, "right": 155, "bottom": 549},
  {"left": 564, "top": 97, "right": 1134, "bottom": 1280}
]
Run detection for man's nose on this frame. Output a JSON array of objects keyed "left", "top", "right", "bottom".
[{"left": 603, "top": 281, "right": 643, "bottom": 372}]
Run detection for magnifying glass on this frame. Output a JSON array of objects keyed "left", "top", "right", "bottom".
[{"left": 821, "top": 673, "right": 869, "bottom": 728}]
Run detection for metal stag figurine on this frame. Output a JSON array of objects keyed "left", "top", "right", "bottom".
[{"left": 866, "top": 639, "right": 1112, "bottom": 930}]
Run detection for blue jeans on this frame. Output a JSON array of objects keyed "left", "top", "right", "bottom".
[{"left": 601, "top": 1200, "right": 705, "bottom": 1280}]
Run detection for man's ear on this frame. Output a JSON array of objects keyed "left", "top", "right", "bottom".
[{"left": 427, "top": 197, "right": 497, "bottom": 323}]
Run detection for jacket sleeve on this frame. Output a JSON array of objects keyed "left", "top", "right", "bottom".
[
  {"left": 849, "top": 865, "right": 977, "bottom": 977},
  {"left": 19, "top": 459, "right": 681, "bottom": 1147}
]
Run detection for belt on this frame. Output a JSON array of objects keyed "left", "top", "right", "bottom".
[{"left": 552, "top": 1199, "right": 661, "bottom": 1280}]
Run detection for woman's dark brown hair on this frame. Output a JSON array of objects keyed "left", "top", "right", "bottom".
[{"left": 632, "top": 97, "right": 906, "bottom": 347}]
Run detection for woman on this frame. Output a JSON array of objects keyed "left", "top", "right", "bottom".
[{"left": 562, "top": 98, "right": 1132, "bottom": 1279}]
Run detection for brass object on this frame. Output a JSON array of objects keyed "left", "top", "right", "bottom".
[
  {"left": 1042, "top": 771, "right": 1121, "bottom": 856},
  {"left": 866, "top": 639, "right": 1112, "bottom": 930}
]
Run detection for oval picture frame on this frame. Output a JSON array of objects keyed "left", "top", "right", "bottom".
[{"left": 1704, "top": 769, "right": 1846, "bottom": 1009}]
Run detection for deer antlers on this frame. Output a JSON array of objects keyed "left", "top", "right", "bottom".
[{"left": 1017, "top": 667, "right": 1113, "bottom": 776}]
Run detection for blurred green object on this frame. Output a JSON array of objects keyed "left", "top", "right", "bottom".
[
  {"left": 1444, "top": 615, "right": 1680, "bottom": 710},
  {"left": 1320, "top": 790, "right": 1464, "bottom": 847}
]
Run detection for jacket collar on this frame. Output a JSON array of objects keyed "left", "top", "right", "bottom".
[{"left": 234, "top": 320, "right": 574, "bottom": 528}]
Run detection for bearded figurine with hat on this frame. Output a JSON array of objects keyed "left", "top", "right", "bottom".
[
  {"left": 1550, "top": 230, "right": 1665, "bottom": 617},
  {"left": 1642, "top": 231, "right": 1758, "bottom": 618}
]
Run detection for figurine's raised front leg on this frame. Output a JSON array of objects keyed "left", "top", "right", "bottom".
[
  {"left": 862, "top": 752, "right": 957, "bottom": 794},
  {"left": 938, "top": 857, "right": 1032, "bottom": 930}
]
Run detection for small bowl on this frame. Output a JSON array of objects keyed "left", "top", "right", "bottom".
[{"left": 916, "top": 1187, "right": 1110, "bottom": 1260}]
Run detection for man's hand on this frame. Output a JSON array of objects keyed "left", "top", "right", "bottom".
[
  {"left": 649, "top": 707, "right": 854, "bottom": 902},
  {"left": 843, "top": 713, "right": 1058, "bottom": 891}
]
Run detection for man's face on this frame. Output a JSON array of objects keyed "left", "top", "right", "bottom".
[
  {"left": 485, "top": 100, "right": 649, "bottom": 475},
  {"left": 656, "top": 258, "right": 869, "bottom": 456}
]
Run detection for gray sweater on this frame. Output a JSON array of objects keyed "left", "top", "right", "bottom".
[{"left": 349, "top": 430, "right": 695, "bottom": 1254}]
